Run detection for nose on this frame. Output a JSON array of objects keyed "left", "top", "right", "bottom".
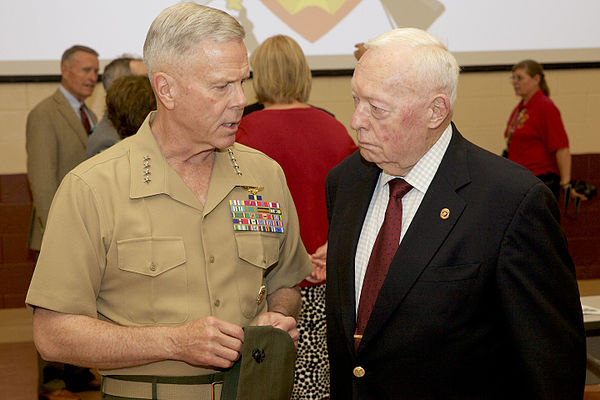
[
  {"left": 232, "top": 82, "right": 247, "bottom": 109},
  {"left": 351, "top": 102, "right": 369, "bottom": 133}
]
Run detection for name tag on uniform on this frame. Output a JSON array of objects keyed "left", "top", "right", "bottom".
[{"left": 230, "top": 193, "right": 285, "bottom": 233}]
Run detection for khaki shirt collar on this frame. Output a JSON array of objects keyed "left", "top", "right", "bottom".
[{"left": 129, "top": 112, "right": 261, "bottom": 215}]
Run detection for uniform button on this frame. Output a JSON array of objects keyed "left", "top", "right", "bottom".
[
  {"left": 353, "top": 366, "right": 365, "bottom": 378},
  {"left": 209, "top": 256, "right": 215, "bottom": 263},
  {"left": 149, "top": 263, "right": 157, "bottom": 271},
  {"left": 262, "top": 258, "right": 267, "bottom": 264},
  {"left": 214, "top": 299, "right": 221, "bottom": 307}
]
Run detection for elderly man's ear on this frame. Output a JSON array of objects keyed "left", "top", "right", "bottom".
[{"left": 428, "top": 95, "right": 450, "bottom": 129}]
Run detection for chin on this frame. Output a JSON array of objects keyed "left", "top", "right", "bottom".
[
  {"left": 358, "top": 148, "right": 377, "bottom": 163},
  {"left": 218, "top": 137, "right": 236, "bottom": 149}
]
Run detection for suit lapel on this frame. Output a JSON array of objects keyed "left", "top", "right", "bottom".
[
  {"left": 360, "top": 126, "right": 471, "bottom": 351},
  {"left": 332, "top": 156, "right": 380, "bottom": 350},
  {"left": 53, "top": 89, "right": 88, "bottom": 147}
]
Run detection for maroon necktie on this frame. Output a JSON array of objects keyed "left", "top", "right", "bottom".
[
  {"left": 354, "top": 178, "right": 412, "bottom": 352},
  {"left": 80, "top": 104, "right": 92, "bottom": 135}
]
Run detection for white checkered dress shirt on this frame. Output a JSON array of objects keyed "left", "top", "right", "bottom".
[{"left": 354, "top": 125, "right": 453, "bottom": 310}]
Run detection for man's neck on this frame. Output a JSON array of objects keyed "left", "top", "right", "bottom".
[
  {"left": 150, "top": 112, "right": 215, "bottom": 167},
  {"left": 60, "top": 82, "right": 85, "bottom": 103},
  {"left": 150, "top": 112, "right": 216, "bottom": 204}
]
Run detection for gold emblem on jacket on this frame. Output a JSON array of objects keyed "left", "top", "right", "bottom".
[{"left": 353, "top": 366, "right": 365, "bottom": 378}]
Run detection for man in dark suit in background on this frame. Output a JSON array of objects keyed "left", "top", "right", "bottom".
[
  {"left": 325, "top": 27, "right": 585, "bottom": 399},
  {"left": 26, "top": 44, "right": 99, "bottom": 400}
]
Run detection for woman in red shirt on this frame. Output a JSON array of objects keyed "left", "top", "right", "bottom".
[
  {"left": 237, "top": 34, "right": 357, "bottom": 400},
  {"left": 504, "top": 59, "right": 574, "bottom": 199}
]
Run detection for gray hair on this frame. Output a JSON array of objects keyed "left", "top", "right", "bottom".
[
  {"left": 61, "top": 45, "right": 98, "bottom": 66},
  {"left": 366, "top": 28, "right": 460, "bottom": 106},
  {"left": 143, "top": 2, "right": 245, "bottom": 77},
  {"left": 101, "top": 57, "right": 138, "bottom": 90}
]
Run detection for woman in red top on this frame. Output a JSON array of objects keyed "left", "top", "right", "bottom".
[
  {"left": 504, "top": 59, "right": 574, "bottom": 199},
  {"left": 237, "top": 34, "right": 357, "bottom": 400}
]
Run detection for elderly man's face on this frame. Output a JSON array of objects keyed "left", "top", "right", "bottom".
[
  {"left": 172, "top": 40, "right": 248, "bottom": 150},
  {"left": 61, "top": 51, "right": 99, "bottom": 102},
  {"left": 350, "top": 48, "right": 436, "bottom": 176}
]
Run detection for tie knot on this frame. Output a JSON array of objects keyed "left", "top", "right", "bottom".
[{"left": 388, "top": 178, "right": 412, "bottom": 200}]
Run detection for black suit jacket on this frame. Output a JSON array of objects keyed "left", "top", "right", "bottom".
[{"left": 325, "top": 124, "right": 585, "bottom": 399}]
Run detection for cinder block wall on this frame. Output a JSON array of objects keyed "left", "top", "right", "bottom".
[
  {"left": 560, "top": 155, "right": 600, "bottom": 279},
  {"left": 1, "top": 69, "right": 600, "bottom": 307}
]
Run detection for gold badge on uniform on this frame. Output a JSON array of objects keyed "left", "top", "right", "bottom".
[{"left": 256, "top": 285, "right": 266, "bottom": 305}]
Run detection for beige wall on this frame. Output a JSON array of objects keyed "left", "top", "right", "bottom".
[{"left": 1, "top": 68, "right": 599, "bottom": 174}]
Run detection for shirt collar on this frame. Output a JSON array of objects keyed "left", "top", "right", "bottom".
[
  {"left": 128, "top": 111, "right": 263, "bottom": 214},
  {"left": 59, "top": 84, "right": 85, "bottom": 114},
  {"left": 128, "top": 112, "right": 168, "bottom": 199},
  {"left": 522, "top": 89, "right": 545, "bottom": 108}
]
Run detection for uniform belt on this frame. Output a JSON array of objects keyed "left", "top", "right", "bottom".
[{"left": 102, "top": 373, "right": 225, "bottom": 400}]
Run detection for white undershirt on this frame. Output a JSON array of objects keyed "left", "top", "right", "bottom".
[{"left": 354, "top": 125, "right": 453, "bottom": 310}]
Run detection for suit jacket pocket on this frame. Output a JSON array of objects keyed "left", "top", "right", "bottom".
[{"left": 420, "top": 263, "right": 480, "bottom": 282}]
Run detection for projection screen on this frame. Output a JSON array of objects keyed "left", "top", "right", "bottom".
[{"left": 1, "top": 0, "right": 599, "bottom": 77}]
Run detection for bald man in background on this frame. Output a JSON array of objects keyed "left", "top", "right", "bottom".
[{"left": 26, "top": 44, "right": 100, "bottom": 400}]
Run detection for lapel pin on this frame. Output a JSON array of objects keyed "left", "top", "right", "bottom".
[{"left": 440, "top": 208, "right": 450, "bottom": 219}]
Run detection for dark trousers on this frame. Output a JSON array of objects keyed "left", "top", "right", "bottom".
[{"left": 38, "top": 353, "right": 95, "bottom": 392}]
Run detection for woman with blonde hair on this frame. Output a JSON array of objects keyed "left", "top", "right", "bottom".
[{"left": 237, "top": 34, "right": 356, "bottom": 400}]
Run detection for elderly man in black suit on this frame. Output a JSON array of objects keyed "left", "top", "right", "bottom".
[{"left": 325, "top": 27, "right": 585, "bottom": 399}]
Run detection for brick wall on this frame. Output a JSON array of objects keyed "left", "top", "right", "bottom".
[
  {"left": 0, "top": 174, "right": 35, "bottom": 308},
  {"left": 0, "top": 154, "right": 598, "bottom": 308},
  {"left": 560, "top": 154, "right": 600, "bottom": 279}
]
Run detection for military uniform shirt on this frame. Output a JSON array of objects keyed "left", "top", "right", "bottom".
[{"left": 26, "top": 112, "right": 312, "bottom": 377}]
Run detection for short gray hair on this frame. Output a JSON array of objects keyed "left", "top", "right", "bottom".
[
  {"left": 366, "top": 28, "right": 460, "bottom": 106},
  {"left": 143, "top": 2, "right": 245, "bottom": 76},
  {"left": 101, "top": 57, "right": 137, "bottom": 90},
  {"left": 61, "top": 45, "right": 98, "bottom": 66}
]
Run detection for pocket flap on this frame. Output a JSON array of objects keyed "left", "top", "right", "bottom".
[
  {"left": 235, "top": 233, "right": 279, "bottom": 269},
  {"left": 420, "top": 263, "right": 480, "bottom": 282},
  {"left": 117, "top": 237, "right": 186, "bottom": 277}
]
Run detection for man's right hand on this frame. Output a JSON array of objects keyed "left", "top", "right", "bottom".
[
  {"left": 171, "top": 316, "right": 244, "bottom": 369},
  {"left": 32, "top": 308, "right": 245, "bottom": 370}
]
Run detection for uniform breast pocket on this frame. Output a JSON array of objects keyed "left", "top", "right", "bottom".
[
  {"left": 234, "top": 233, "right": 280, "bottom": 319},
  {"left": 116, "top": 237, "right": 187, "bottom": 324}
]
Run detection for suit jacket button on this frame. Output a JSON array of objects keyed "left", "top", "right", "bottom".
[{"left": 353, "top": 366, "right": 365, "bottom": 378}]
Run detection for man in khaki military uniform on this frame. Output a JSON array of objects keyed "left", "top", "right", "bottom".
[{"left": 26, "top": 3, "right": 312, "bottom": 399}]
